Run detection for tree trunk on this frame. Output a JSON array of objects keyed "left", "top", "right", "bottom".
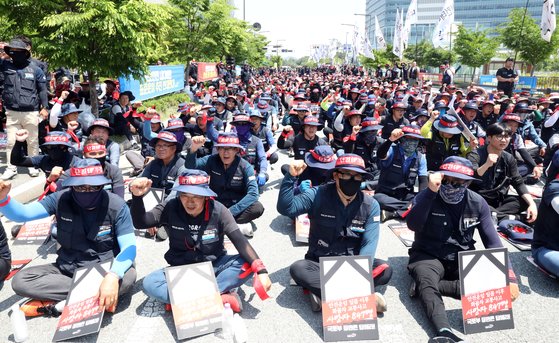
[
  {"left": 530, "top": 64, "right": 535, "bottom": 77},
  {"left": 471, "top": 67, "right": 476, "bottom": 82},
  {"left": 89, "top": 70, "right": 99, "bottom": 117}
]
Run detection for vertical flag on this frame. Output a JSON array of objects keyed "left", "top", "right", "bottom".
[
  {"left": 541, "top": 0, "right": 557, "bottom": 42},
  {"left": 432, "top": 0, "right": 455, "bottom": 48},
  {"left": 375, "top": 15, "right": 387, "bottom": 49},
  {"left": 393, "top": 8, "right": 404, "bottom": 59},
  {"left": 403, "top": 0, "right": 418, "bottom": 48}
]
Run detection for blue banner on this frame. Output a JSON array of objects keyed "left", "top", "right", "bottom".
[
  {"left": 118, "top": 65, "right": 185, "bottom": 101},
  {"left": 479, "top": 74, "right": 537, "bottom": 93}
]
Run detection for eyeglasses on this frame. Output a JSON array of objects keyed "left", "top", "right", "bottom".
[
  {"left": 217, "top": 147, "right": 237, "bottom": 152},
  {"left": 337, "top": 172, "right": 363, "bottom": 182},
  {"left": 73, "top": 185, "right": 103, "bottom": 193},
  {"left": 493, "top": 134, "right": 511, "bottom": 140},
  {"left": 155, "top": 143, "right": 175, "bottom": 150},
  {"left": 442, "top": 178, "right": 470, "bottom": 188}
]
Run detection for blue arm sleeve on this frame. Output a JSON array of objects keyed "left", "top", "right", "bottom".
[
  {"left": 358, "top": 199, "right": 381, "bottom": 261},
  {"left": 418, "top": 154, "right": 428, "bottom": 176},
  {"left": 206, "top": 121, "right": 219, "bottom": 143},
  {"left": 256, "top": 140, "right": 268, "bottom": 174},
  {"left": 406, "top": 188, "right": 438, "bottom": 232},
  {"left": 529, "top": 125, "right": 546, "bottom": 148},
  {"left": 109, "top": 206, "right": 136, "bottom": 278},
  {"left": 0, "top": 196, "right": 52, "bottom": 223},
  {"left": 142, "top": 121, "right": 158, "bottom": 140},
  {"left": 326, "top": 104, "right": 336, "bottom": 120},
  {"left": 228, "top": 164, "right": 259, "bottom": 217},
  {"left": 276, "top": 174, "right": 317, "bottom": 217},
  {"left": 266, "top": 129, "right": 276, "bottom": 145}
]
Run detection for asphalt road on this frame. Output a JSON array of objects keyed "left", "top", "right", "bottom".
[{"left": 0, "top": 145, "right": 557, "bottom": 343}]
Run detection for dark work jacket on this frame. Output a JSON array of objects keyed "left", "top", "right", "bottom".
[
  {"left": 425, "top": 129, "right": 461, "bottom": 171},
  {"left": 142, "top": 155, "right": 184, "bottom": 194},
  {"left": 56, "top": 190, "right": 123, "bottom": 276},
  {"left": 240, "top": 136, "right": 262, "bottom": 173},
  {"left": 377, "top": 147, "right": 421, "bottom": 199},
  {"left": 306, "top": 183, "right": 374, "bottom": 262},
  {"left": 206, "top": 155, "right": 252, "bottom": 208},
  {"left": 380, "top": 115, "right": 409, "bottom": 140},
  {"left": 163, "top": 198, "right": 226, "bottom": 266},
  {"left": 411, "top": 190, "right": 485, "bottom": 261},
  {"left": 2, "top": 60, "right": 45, "bottom": 111},
  {"left": 343, "top": 135, "right": 382, "bottom": 176},
  {"left": 532, "top": 180, "right": 559, "bottom": 251}
]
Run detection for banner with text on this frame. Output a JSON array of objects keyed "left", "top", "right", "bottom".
[
  {"left": 118, "top": 65, "right": 185, "bottom": 102},
  {"left": 197, "top": 62, "right": 219, "bottom": 82}
]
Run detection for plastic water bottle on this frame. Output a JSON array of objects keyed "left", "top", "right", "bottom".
[
  {"left": 233, "top": 313, "right": 248, "bottom": 343},
  {"left": 221, "top": 303, "right": 234, "bottom": 342},
  {"left": 10, "top": 304, "right": 28, "bottom": 342},
  {"left": 491, "top": 212, "right": 498, "bottom": 228}
]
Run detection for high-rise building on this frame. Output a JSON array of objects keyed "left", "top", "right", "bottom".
[{"left": 365, "top": 0, "right": 542, "bottom": 48}]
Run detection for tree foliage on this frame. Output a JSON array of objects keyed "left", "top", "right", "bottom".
[
  {"left": 499, "top": 8, "right": 559, "bottom": 75},
  {"left": 404, "top": 41, "right": 455, "bottom": 68},
  {"left": 454, "top": 26, "right": 498, "bottom": 80}
]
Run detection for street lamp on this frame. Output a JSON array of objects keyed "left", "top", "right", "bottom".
[{"left": 341, "top": 24, "right": 357, "bottom": 64}]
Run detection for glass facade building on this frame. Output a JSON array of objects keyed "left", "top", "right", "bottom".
[{"left": 365, "top": 0, "right": 542, "bottom": 48}]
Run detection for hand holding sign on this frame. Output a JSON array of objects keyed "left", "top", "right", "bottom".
[
  {"left": 129, "top": 177, "right": 153, "bottom": 197},
  {"left": 98, "top": 272, "right": 119, "bottom": 312}
]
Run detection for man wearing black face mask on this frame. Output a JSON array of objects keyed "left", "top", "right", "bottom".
[
  {"left": 278, "top": 154, "right": 393, "bottom": 313},
  {"left": 375, "top": 125, "right": 428, "bottom": 221},
  {"left": 0, "top": 159, "right": 136, "bottom": 314},
  {"left": 405, "top": 156, "right": 520, "bottom": 342},
  {"left": 0, "top": 38, "right": 49, "bottom": 180}
]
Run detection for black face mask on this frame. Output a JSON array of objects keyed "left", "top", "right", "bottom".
[
  {"left": 47, "top": 148, "right": 67, "bottom": 162},
  {"left": 71, "top": 189, "right": 103, "bottom": 209},
  {"left": 339, "top": 178, "right": 361, "bottom": 197},
  {"left": 9, "top": 50, "right": 28, "bottom": 67}
]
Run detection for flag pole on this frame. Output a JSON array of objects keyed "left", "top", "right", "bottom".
[{"left": 512, "top": 0, "right": 531, "bottom": 72}]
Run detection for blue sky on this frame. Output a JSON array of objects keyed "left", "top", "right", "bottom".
[{"left": 231, "top": 0, "right": 366, "bottom": 58}]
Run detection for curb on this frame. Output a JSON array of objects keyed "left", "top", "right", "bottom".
[{"left": 11, "top": 175, "right": 46, "bottom": 203}]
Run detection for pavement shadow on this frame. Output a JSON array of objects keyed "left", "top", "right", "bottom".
[
  {"left": 269, "top": 266, "right": 323, "bottom": 338},
  {"left": 269, "top": 214, "right": 307, "bottom": 248},
  {"left": 0, "top": 293, "right": 22, "bottom": 313},
  {"left": 509, "top": 250, "right": 559, "bottom": 298}
]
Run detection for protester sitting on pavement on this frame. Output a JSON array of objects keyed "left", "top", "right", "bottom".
[
  {"left": 186, "top": 132, "right": 264, "bottom": 237},
  {"left": 57, "top": 137, "right": 124, "bottom": 198},
  {"left": 110, "top": 90, "right": 140, "bottom": 150},
  {"left": 229, "top": 115, "right": 268, "bottom": 188},
  {"left": 48, "top": 91, "right": 84, "bottom": 148},
  {"left": 250, "top": 111, "right": 279, "bottom": 165},
  {"left": 86, "top": 119, "right": 121, "bottom": 166},
  {"left": 501, "top": 114, "right": 542, "bottom": 180},
  {"left": 409, "top": 108, "right": 430, "bottom": 127},
  {"left": 514, "top": 101, "right": 546, "bottom": 164},
  {"left": 0, "top": 159, "right": 136, "bottom": 314},
  {"left": 213, "top": 97, "right": 233, "bottom": 132},
  {"left": 380, "top": 102, "right": 410, "bottom": 140},
  {"left": 282, "top": 103, "right": 310, "bottom": 136},
  {"left": 11, "top": 131, "right": 79, "bottom": 198},
  {"left": 333, "top": 109, "right": 363, "bottom": 151},
  {"left": 277, "top": 154, "right": 393, "bottom": 313},
  {"left": 342, "top": 117, "right": 384, "bottom": 187},
  {"left": 421, "top": 110, "right": 473, "bottom": 171},
  {"left": 296, "top": 145, "right": 337, "bottom": 192},
  {"left": 184, "top": 111, "right": 216, "bottom": 158},
  {"left": 375, "top": 125, "right": 427, "bottom": 222},
  {"left": 476, "top": 100, "right": 498, "bottom": 131},
  {"left": 406, "top": 156, "right": 520, "bottom": 343},
  {"left": 0, "top": 222, "right": 11, "bottom": 290},
  {"left": 125, "top": 109, "right": 164, "bottom": 176},
  {"left": 532, "top": 174, "right": 559, "bottom": 278},
  {"left": 129, "top": 170, "right": 272, "bottom": 312},
  {"left": 460, "top": 100, "right": 486, "bottom": 143},
  {"left": 467, "top": 123, "right": 538, "bottom": 223},
  {"left": 278, "top": 115, "right": 328, "bottom": 175}
]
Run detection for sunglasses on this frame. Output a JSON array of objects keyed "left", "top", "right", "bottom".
[
  {"left": 336, "top": 171, "right": 363, "bottom": 182},
  {"left": 442, "top": 178, "right": 470, "bottom": 188}
]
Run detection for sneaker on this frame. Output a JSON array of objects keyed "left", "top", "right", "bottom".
[
  {"left": 237, "top": 223, "right": 253, "bottom": 238},
  {"left": 129, "top": 168, "right": 142, "bottom": 177},
  {"left": 1, "top": 167, "right": 17, "bottom": 180},
  {"left": 11, "top": 225, "right": 21, "bottom": 238},
  {"left": 131, "top": 142, "right": 140, "bottom": 150},
  {"left": 28, "top": 167, "right": 40, "bottom": 177},
  {"left": 20, "top": 299, "right": 60, "bottom": 317},
  {"left": 309, "top": 293, "right": 322, "bottom": 312},
  {"left": 375, "top": 292, "right": 387, "bottom": 313},
  {"left": 409, "top": 279, "right": 417, "bottom": 298},
  {"left": 221, "top": 291, "right": 243, "bottom": 313}
]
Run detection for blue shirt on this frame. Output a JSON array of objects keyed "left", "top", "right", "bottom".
[{"left": 379, "top": 145, "right": 428, "bottom": 177}]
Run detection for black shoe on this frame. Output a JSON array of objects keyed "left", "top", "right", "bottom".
[
  {"left": 381, "top": 210, "right": 399, "bottom": 223},
  {"left": 11, "top": 225, "right": 21, "bottom": 238},
  {"left": 156, "top": 227, "right": 168, "bottom": 241}
]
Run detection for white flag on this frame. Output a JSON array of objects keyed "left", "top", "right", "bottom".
[
  {"left": 393, "top": 8, "right": 404, "bottom": 59},
  {"left": 363, "top": 36, "right": 375, "bottom": 59},
  {"left": 432, "top": 0, "right": 454, "bottom": 48},
  {"left": 541, "top": 0, "right": 556, "bottom": 42},
  {"left": 375, "top": 15, "right": 387, "bottom": 49},
  {"left": 403, "top": 0, "right": 418, "bottom": 48}
]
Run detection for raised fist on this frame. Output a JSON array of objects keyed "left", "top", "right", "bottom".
[
  {"left": 15, "top": 129, "right": 29, "bottom": 142},
  {"left": 289, "top": 160, "right": 307, "bottom": 177},
  {"left": 129, "top": 177, "right": 152, "bottom": 197},
  {"left": 428, "top": 172, "right": 444, "bottom": 193}
]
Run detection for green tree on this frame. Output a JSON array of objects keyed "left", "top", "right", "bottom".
[
  {"left": 40, "top": 0, "right": 170, "bottom": 115},
  {"left": 454, "top": 26, "right": 498, "bottom": 81},
  {"left": 499, "top": 8, "right": 559, "bottom": 75}
]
